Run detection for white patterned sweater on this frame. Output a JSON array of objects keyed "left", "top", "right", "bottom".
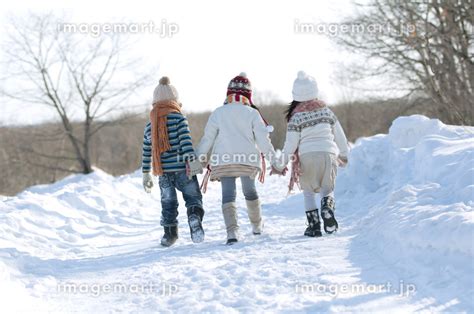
[{"left": 279, "top": 107, "right": 349, "bottom": 166}]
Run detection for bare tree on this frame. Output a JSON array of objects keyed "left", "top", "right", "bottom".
[
  {"left": 333, "top": 0, "right": 474, "bottom": 125},
  {"left": 1, "top": 13, "right": 154, "bottom": 173}
]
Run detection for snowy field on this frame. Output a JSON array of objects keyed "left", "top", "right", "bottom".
[{"left": 0, "top": 115, "right": 473, "bottom": 313}]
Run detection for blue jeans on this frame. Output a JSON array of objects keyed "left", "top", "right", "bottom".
[
  {"left": 221, "top": 176, "right": 259, "bottom": 205},
  {"left": 159, "top": 171, "right": 204, "bottom": 227}
]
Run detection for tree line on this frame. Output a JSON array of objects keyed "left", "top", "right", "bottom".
[{"left": 0, "top": 97, "right": 446, "bottom": 196}]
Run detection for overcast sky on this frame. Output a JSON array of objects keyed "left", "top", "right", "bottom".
[{"left": 0, "top": 0, "right": 359, "bottom": 125}]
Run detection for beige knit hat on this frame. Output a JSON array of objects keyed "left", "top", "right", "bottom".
[{"left": 153, "top": 76, "right": 179, "bottom": 103}]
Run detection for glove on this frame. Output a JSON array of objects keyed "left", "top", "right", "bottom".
[
  {"left": 338, "top": 155, "right": 348, "bottom": 168},
  {"left": 186, "top": 158, "right": 203, "bottom": 179},
  {"left": 269, "top": 150, "right": 287, "bottom": 175},
  {"left": 270, "top": 164, "right": 288, "bottom": 176},
  {"left": 143, "top": 172, "right": 154, "bottom": 193},
  {"left": 270, "top": 153, "right": 288, "bottom": 176}
]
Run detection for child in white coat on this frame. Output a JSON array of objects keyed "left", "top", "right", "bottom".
[
  {"left": 273, "top": 71, "right": 349, "bottom": 237},
  {"left": 197, "top": 73, "right": 275, "bottom": 244}
]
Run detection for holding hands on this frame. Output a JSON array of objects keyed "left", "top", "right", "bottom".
[
  {"left": 270, "top": 165, "right": 288, "bottom": 176},
  {"left": 338, "top": 155, "right": 348, "bottom": 168},
  {"left": 270, "top": 151, "right": 288, "bottom": 176},
  {"left": 186, "top": 158, "right": 204, "bottom": 179}
]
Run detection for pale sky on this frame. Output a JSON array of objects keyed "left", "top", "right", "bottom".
[{"left": 0, "top": 0, "right": 359, "bottom": 125}]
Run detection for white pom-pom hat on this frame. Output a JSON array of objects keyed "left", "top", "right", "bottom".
[
  {"left": 292, "top": 71, "right": 318, "bottom": 102},
  {"left": 153, "top": 76, "right": 179, "bottom": 103}
]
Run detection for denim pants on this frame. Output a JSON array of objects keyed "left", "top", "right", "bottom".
[
  {"left": 221, "top": 176, "right": 259, "bottom": 205},
  {"left": 159, "top": 171, "right": 204, "bottom": 227}
]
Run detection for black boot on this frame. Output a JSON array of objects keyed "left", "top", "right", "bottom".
[
  {"left": 187, "top": 207, "right": 205, "bottom": 243},
  {"left": 161, "top": 226, "right": 178, "bottom": 247},
  {"left": 321, "top": 196, "right": 338, "bottom": 234},
  {"left": 226, "top": 238, "right": 238, "bottom": 245},
  {"left": 304, "top": 209, "right": 322, "bottom": 237}
]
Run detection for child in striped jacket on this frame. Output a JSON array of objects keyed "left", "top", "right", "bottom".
[{"left": 141, "top": 76, "right": 205, "bottom": 247}]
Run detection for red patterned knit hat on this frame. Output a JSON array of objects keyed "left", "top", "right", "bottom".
[{"left": 227, "top": 72, "right": 253, "bottom": 104}]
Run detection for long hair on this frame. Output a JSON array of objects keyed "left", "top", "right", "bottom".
[
  {"left": 250, "top": 103, "right": 270, "bottom": 126},
  {"left": 285, "top": 101, "right": 301, "bottom": 122},
  {"left": 250, "top": 104, "right": 260, "bottom": 111}
]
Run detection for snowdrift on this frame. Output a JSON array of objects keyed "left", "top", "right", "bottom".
[
  {"left": 0, "top": 170, "right": 163, "bottom": 261},
  {"left": 0, "top": 114, "right": 472, "bottom": 312},
  {"left": 337, "top": 115, "right": 473, "bottom": 256},
  {"left": 335, "top": 115, "right": 473, "bottom": 311}
]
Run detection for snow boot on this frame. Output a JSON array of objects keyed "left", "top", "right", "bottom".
[
  {"left": 304, "top": 209, "right": 322, "bottom": 237},
  {"left": 187, "top": 207, "right": 205, "bottom": 244},
  {"left": 321, "top": 196, "right": 338, "bottom": 234},
  {"left": 222, "top": 202, "right": 239, "bottom": 244},
  {"left": 246, "top": 199, "right": 263, "bottom": 235},
  {"left": 226, "top": 238, "right": 238, "bottom": 245},
  {"left": 161, "top": 226, "right": 178, "bottom": 247}
]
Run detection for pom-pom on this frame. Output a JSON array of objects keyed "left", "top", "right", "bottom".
[
  {"left": 159, "top": 76, "right": 170, "bottom": 85},
  {"left": 239, "top": 72, "right": 247, "bottom": 78},
  {"left": 297, "top": 71, "right": 307, "bottom": 79}
]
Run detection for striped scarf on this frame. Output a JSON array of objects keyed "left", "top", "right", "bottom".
[{"left": 224, "top": 94, "right": 251, "bottom": 105}]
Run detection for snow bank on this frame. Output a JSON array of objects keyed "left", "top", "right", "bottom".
[
  {"left": 0, "top": 169, "right": 163, "bottom": 260},
  {"left": 338, "top": 114, "right": 474, "bottom": 256}
]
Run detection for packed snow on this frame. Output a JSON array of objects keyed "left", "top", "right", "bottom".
[{"left": 0, "top": 115, "right": 473, "bottom": 313}]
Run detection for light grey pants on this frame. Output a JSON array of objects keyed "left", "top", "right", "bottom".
[
  {"left": 221, "top": 176, "right": 259, "bottom": 205},
  {"left": 299, "top": 152, "right": 337, "bottom": 211}
]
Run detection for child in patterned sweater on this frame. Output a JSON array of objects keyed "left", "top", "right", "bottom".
[{"left": 272, "top": 71, "right": 349, "bottom": 237}]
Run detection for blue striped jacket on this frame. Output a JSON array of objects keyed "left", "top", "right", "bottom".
[{"left": 141, "top": 113, "right": 196, "bottom": 174}]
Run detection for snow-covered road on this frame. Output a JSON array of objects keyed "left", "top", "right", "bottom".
[{"left": 1, "top": 115, "right": 473, "bottom": 313}]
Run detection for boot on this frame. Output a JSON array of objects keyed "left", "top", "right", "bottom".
[
  {"left": 321, "top": 196, "right": 338, "bottom": 234},
  {"left": 187, "top": 207, "right": 205, "bottom": 243},
  {"left": 304, "top": 209, "right": 322, "bottom": 237},
  {"left": 161, "top": 226, "right": 178, "bottom": 247},
  {"left": 246, "top": 199, "right": 263, "bottom": 235},
  {"left": 222, "top": 202, "right": 239, "bottom": 244}
]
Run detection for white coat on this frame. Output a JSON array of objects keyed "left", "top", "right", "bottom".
[{"left": 196, "top": 102, "right": 275, "bottom": 169}]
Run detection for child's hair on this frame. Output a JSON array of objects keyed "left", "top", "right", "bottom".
[
  {"left": 285, "top": 101, "right": 302, "bottom": 122},
  {"left": 251, "top": 103, "right": 270, "bottom": 126}
]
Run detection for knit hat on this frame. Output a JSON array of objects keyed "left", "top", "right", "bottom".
[
  {"left": 153, "top": 76, "right": 179, "bottom": 103},
  {"left": 227, "top": 72, "right": 253, "bottom": 104},
  {"left": 292, "top": 71, "right": 318, "bottom": 102}
]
